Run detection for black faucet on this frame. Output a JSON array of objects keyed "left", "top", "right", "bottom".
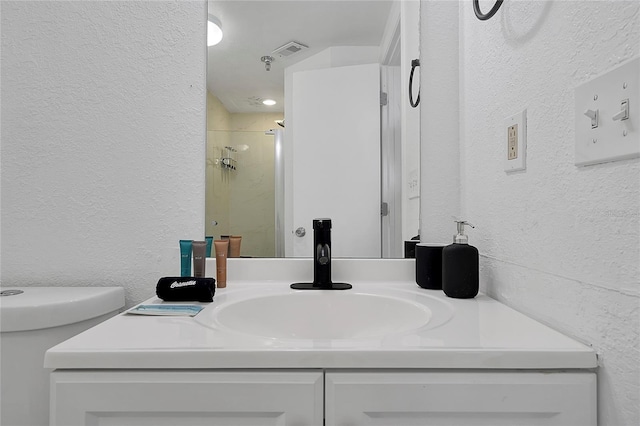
[
  {"left": 313, "top": 218, "right": 332, "bottom": 286},
  {"left": 291, "top": 218, "right": 352, "bottom": 290}
]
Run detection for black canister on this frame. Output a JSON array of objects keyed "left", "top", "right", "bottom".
[{"left": 415, "top": 244, "right": 445, "bottom": 289}]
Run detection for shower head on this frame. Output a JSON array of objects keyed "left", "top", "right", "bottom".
[{"left": 261, "top": 55, "right": 274, "bottom": 71}]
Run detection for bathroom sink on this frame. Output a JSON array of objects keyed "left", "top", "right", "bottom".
[{"left": 206, "top": 291, "right": 435, "bottom": 340}]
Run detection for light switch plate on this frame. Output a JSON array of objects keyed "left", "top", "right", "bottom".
[
  {"left": 407, "top": 168, "right": 419, "bottom": 199},
  {"left": 575, "top": 57, "right": 639, "bottom": 166},
  {"left": 504, "top": 109, "right": 527, "bottom": 172}
]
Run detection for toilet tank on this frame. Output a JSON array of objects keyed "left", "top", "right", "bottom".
[{"left": 0, "top": 287, "right": 125, "bottom": 426}]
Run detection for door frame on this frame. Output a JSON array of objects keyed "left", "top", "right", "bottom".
[{"left": 380, "top": 6, "right": 403, "bottom": 258}]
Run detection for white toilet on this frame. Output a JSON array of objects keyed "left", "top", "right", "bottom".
[{"left": 0, "top": 286, "right": 125, "bottom": 426}]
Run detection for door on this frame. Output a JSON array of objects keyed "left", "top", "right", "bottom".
[{"left": 291, "top": 63, "right": 381, "bottom": 258}]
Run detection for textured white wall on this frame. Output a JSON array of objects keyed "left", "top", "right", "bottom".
[
  {"left": 457, "top": 1, "right": 639, "bottom": 424},
  {"left": 1, "top": 1, "right": 207, "bottom": 306}
]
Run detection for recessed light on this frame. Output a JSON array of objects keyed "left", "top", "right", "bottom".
[{"left": 263, "top": 99, "right": 277, "bottom": 106}]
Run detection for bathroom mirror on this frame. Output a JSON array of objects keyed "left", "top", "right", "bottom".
[{"left": 206, "top": 0, "right": 420, "bottom": 259}]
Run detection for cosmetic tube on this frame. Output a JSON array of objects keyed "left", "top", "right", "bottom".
[
  {"left": 192, "top": 241, "right": 207, "bottom": 278},
  {"left": 229, "top": 235, "right": 242, "bottom": 258},
  {"left": 205, "top": 236, "right": 213, "bottom": 257},
  {"left": 179, "top": 240, "right": 193, "bottom": 277},
  {"left": 214, "top": 239, "right": 229, "bottom": 288},
  {"left": 220, "top": 235, "right": 230, "bottom": 256}
]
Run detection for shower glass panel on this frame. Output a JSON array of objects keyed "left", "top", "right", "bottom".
[{"left": 205, "top": 129, "right": 279, "bottom": 258}]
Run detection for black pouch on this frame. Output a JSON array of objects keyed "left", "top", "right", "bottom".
[{"left": 156, "top": 277, "right": 216, "bottom": 302}]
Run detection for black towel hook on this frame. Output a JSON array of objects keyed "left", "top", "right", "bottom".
[
  {"left": 409, "top": 59, "right": 420, "bottom": 108},
  {"left": 473, "top": 0, "right": 504, "bottom": 21}
]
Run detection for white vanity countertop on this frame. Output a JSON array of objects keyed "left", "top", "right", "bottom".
[{"left": 45, "top": 260, "right": 596, "bottom": 370}]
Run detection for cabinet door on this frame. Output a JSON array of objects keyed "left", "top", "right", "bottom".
[
  {"left": 325, "top": 371, "right": 596, "bottom": 426},
  {"left": 51, "top": 370, "right": 323, "bottom": 426}
]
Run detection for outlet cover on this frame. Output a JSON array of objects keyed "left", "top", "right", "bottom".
[{"left": 504, "top": 109, "right": 527, "bottom": 172}]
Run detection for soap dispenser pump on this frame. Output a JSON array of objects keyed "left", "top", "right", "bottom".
[{"left": 442, "top": 220, "right": 479, "bottom": 299}]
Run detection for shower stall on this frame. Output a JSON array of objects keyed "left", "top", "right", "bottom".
[{"left": 205, "top": 128, "right": 284, "bottom": 257}]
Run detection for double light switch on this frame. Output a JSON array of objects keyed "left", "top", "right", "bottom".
[{"left": 575, "top": 57, "right": 639, "bottom": 166}]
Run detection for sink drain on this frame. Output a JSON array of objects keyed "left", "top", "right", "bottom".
[{"left": 0, "top": 289, "right": 24, "bottom": 297}]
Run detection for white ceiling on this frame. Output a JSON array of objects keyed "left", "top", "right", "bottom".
[{"left": 207, "top": 0, "right": 394, "bottom": 113}]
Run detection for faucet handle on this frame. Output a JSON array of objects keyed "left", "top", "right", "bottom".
[{"left": 313, "top": 218, "right": 332, "bottom": 230}]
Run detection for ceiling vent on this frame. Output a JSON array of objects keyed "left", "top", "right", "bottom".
[
  {"left": 247, "top": 96, "right": 265, "bottom": 106},
  {"left": 272, "top": 41, "right": 308, "bottom": 59}
]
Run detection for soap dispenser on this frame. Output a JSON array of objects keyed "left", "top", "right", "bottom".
[{"left": 442, "top": 220, "right": 479, "bottom": 299}]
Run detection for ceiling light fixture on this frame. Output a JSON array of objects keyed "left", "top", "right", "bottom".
[
  {"left": 207, "top": 15, "right": 223, "bottom": 47},
  {"left": 263, "top": 99, "right": 277, "bottom": 106}
]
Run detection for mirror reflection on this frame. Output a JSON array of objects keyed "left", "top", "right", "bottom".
[{"left": 206, "top": 0, "right": 420, "bottom": 258}]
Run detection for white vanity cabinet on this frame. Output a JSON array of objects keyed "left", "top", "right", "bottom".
[
  {"left": 45, "top": 273, "right": 599, "bottom": 426},
  {"left": 50, "top": 370, "right": 324, "bottom": 426},
  {"left": 325, "top": 371, "right": 597, "bottom": 426},
  {"left": 51, "top": 369, "right": 596, "bottom": 426}
]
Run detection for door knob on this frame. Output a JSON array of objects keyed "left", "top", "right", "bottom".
[{"left": 294, "top": 227, "right": 306, "bottom": 237}]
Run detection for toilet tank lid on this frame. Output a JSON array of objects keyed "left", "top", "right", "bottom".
[{"left": 0, "top": 287, "right": 125, "bottom": 332}]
